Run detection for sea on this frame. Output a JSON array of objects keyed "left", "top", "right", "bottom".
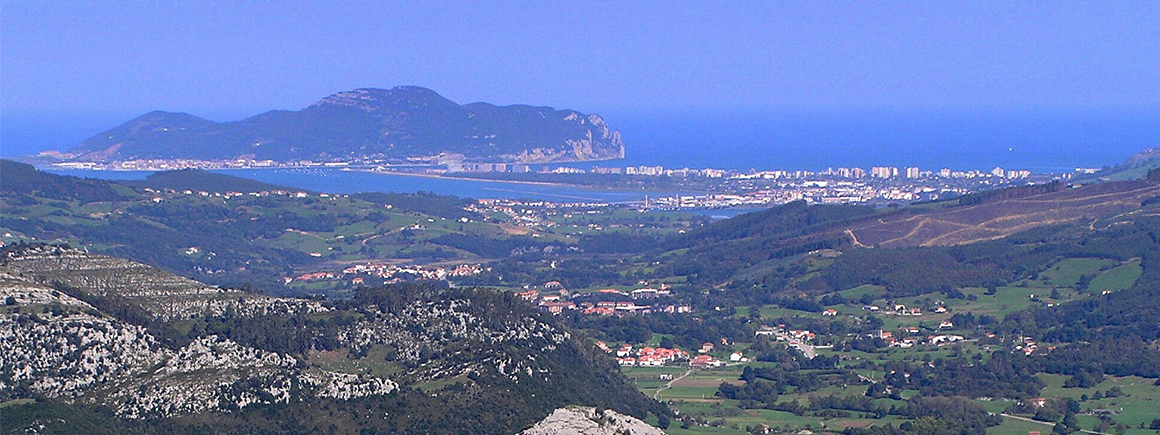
[{"left": 7, "top": 108, "right": 1160, "bottom": 210}]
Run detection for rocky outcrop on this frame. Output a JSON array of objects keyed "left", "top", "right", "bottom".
[
  {"left": 3, "top": 245, "right": 330, "bottom": 321},
  {"left": 0, "top": 244, "right": 667, "bottom": 433},
  {"left": 520, "top": 406, "right": 666, "bottom": 435},
  {"left": 0, "top": 279, "right": 395, "bottom": 419},
  {"left": 0, "top": 247, "right": 395, "bottom": 418}
]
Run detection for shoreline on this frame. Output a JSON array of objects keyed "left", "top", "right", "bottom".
[
  {"left": 348, "top": 168, "right": 589, "bottom": 188},
  {"left": 358, "top": 169, "right": 719, "bottom": 196},
  {"left": 34, "top": 162, "right": 599, "bottom": 189},
  {"left": 350, "top": 169, "right": 718, "bottom": 195},
  {"left": 346, "top": 169, "right": 643, "bottom": 202}
]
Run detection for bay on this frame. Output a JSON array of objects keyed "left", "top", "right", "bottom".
[{"left": 46, "top": 168, "right": 696, "bottom": 203}]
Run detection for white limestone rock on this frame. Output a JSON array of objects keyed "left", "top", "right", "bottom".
[{"left": 520, "top": 406, "right": 666, "bottom": 435}]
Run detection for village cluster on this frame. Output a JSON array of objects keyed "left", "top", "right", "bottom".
[
  {"left": 142, "top": 186, "right": 331, "bottom": 201},
  {"left": 288, "top": 262, "right": 485, "bottom": 285},
  {"left": 598, "top": 339, "right": 748, "bottom": 369},
  {"left": 518, "top": 282, "right": 693, "bottom": 316}
]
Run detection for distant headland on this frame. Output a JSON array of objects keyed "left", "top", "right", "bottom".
[{"left": 47, "top": 86, "right": 625, "bottom": 165}]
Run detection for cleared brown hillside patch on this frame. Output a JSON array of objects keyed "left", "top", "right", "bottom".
[{"left": 848, "top": 181, "right": 1160, "bottom": 248}]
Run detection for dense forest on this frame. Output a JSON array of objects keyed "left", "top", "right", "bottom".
[{"left": 0, "top": 160, "right": 133, "bottom": 202}]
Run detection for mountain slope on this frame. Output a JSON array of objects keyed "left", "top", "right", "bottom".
[
  {"left": 1072, "top": 147, "right": 1160, "bottom": 182},
  {"left": 651, "top": 179, "right": 1160, "bottom": 292},
  {"left": 0, "top": 244, "right": 667, "bottom": 434},
  {"left": 0, "top": 160, "right": 134, "bottom": 202},
  {"left": 0, "top": 244, "right": 393, "bottom": 420},
  {"left": 847, "top": 180, "right": 1160, "bottom": 247},
  {"left": 65, "top": 87, "right": 625, "bottom": 163},
  {"left": 0, "top": 161, "right": 517, "bottom": 295}
]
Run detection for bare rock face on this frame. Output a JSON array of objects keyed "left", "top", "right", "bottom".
[
  {"left": 1, "top": 245, "right": 666, "bottom": 433},
  {"left": 519, "top": 406, "right": 666, "bottom": 435},
  {"left": 0, "top": 246, "right": 395, "bottom": 419}
]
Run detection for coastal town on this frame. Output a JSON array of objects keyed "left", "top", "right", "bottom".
[
  {"left": 443, "top": 162, "right": 1067, "bottom": 209},
  {"left": 40, "top": 154, "right": 1085, "bottom": 211}
]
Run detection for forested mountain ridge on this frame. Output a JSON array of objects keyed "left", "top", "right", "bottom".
[
  {"left": 0, "top": 159, "right": 135, "bottom": 202},
  {"left": 0, "top": 244, "right": 667, "bottom": 434},
  {"left": 847, "top": 179, "right": 1159, "bottom": 247},
  {"left": 63, "top": 86, "right": 626, "bottom": 163},
  {"left": 646, "top": 178, "right": 1160, "bottom": 291}
]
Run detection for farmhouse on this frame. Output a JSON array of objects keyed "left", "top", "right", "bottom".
[{"left": 690, "top": 355, "right": 723, "bottom": 369}]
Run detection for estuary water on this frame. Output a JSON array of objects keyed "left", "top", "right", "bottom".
[{"left": 44, "top": 168, "right": 695, "bottom": 204}]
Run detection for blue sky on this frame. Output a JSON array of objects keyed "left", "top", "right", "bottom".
[{"left": 2, "top": 1, "right": 1159, "bottom": 156}]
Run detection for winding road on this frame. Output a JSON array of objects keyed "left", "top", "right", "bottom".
[
  {"left": 653, "top": 369, "right": 694, "bottom": 400},
  {"left": 999, "top": 413, "right": 1110, "bottom": 435}
]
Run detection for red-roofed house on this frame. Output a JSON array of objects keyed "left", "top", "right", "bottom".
[{"left": 690, "top": 355, "right": 723, "bottom": 369}]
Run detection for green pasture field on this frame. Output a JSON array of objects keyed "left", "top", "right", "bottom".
[
  {"left": 1088, "top": 259, "right": 1142, "bottom": 292},
  {"left": 1038, "top": 258, "right": 1117, "bottom": 287},
  {"left": 838, "top": 285, "right": 886, "bottom": 300},
  {"left": 307, "top": 345, "right": 403, "bottom": 379},
  {"left": 623, "top": 355, "right": 941, "bottom": 434},
  {"left": 1033, "top": 373, "right": 1160, "bottom": 433},
  {"left": 987, "top": 416, "right": 1055, "bottom": 435}
]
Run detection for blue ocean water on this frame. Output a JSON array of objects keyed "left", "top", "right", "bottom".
[{"left": 602, "top": 108, "right": 1160, "bottom": 173}]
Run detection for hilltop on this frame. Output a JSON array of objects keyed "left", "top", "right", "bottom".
[
  {"left": 0, "top": 160, "right": 134, "bottom": 202},
  {"left": 1073, "top": 147, "right": 1160, "bottom": 182},
  {"left": 63, "top": 86, "right": 625, "bottom": 164}
]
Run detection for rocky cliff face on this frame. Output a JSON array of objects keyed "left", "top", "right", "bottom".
[
  {"left": 66, "top": 86, "right": 626, "bottom": 163},
  {"left": 0, "top": 244, "right": 667, "bottom": 434},
  {"left": 520, "top": 406, "right": 667, "bottom": 435},
  {"left": 0, "top": 245, "right": 394, "bottom": 419}
]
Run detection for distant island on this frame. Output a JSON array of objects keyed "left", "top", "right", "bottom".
[{"left": 52, "top": 86, "right": 625, "bottom": 165}]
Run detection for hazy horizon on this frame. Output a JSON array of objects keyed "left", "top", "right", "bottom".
[{"left": 4, "top": 2, "right": 1159, "bottom": 169}]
